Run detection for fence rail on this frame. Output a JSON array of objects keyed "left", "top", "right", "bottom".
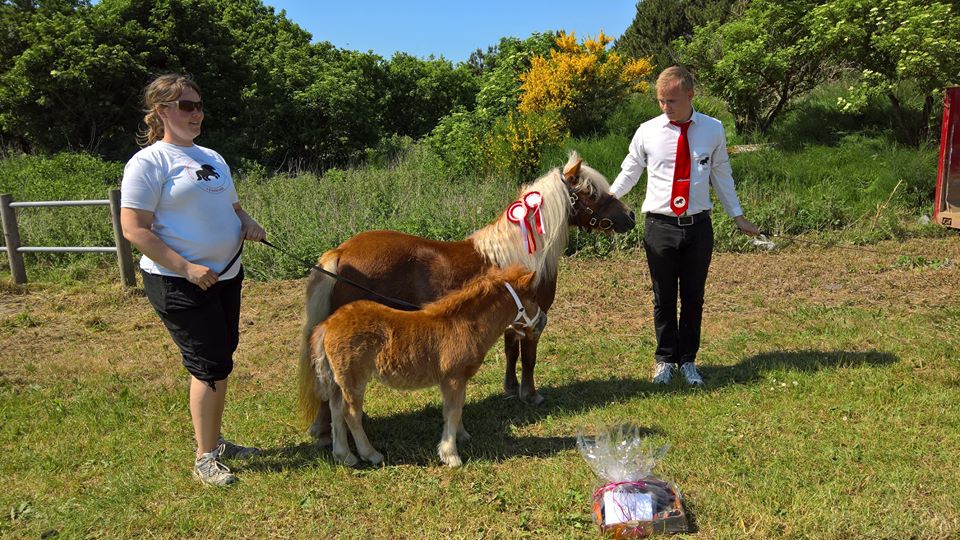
[{"left": 0, "top": 189, "right": 136, "bottom": 287}]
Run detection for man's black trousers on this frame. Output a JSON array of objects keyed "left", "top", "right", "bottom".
[{"left": 643, "top": 213, "right": 713, "bottom": 365}]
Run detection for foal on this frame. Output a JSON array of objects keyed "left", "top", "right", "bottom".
[{"left": 310, "top": 265, "right": 543, "bottom": 467}]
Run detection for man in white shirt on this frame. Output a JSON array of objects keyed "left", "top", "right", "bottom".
[{"left": 610, "top": 66, "right": 760, "bottom": 386}]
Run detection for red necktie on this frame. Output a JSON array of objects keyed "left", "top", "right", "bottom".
[{"left": 670, "top": 120, "right": 692, "bottom": 216}]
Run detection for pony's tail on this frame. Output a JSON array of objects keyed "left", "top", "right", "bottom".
[{"left": 298, "top": 249, "right": 340, "bottom": 429}]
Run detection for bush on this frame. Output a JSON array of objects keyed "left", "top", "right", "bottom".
[
  {"left": 425, "top": 108, "right": 493, "bottom": 179},
  {"left": 603, "top": 94, "right": 663, "bottom": 139},
  {"left": 485, "top": 111, "right": 568, "bottom": 182},
  {"left": 518, "top": 31, "right": 653, "bottom": 137}
]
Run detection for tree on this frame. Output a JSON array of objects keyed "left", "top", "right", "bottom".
[
  {"left": 0, "top": 1, "right": 146, "bottom": 154},
  {"left": 677, "top": 0, "right": 832, "bottom": 134},
  {"left": 380, "top": 53, "right": 479, "bottom": 140},
  {"left": 614, "top": 0, "right": 737, "bottom": 70},
  {"left": 808, "top": 0, "right": 960, "bottom": 144},
  {"left": 474, "top": 33, "right": 557, "bottom": 118},
  {"left": 0, "top": 0, "right": 406, "bottom": 167}
]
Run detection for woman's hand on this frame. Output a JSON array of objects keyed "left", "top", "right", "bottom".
[
  {"left": 241, "top": 220, "right": 266, "bottom": 242},
  {"left": 184, "top": 262, "right": 218, "bottom": 290},
  {"left": 234, "top": 204, "right": 266, "bottom": 242}
]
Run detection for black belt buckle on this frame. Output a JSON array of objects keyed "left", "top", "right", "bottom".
[{"left": 677, "top": 214, "right": 695, "bottom": 227}]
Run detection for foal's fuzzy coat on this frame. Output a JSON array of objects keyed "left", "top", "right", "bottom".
[{"left": 310, "top": 265, "right": 538, "bottom": 467}]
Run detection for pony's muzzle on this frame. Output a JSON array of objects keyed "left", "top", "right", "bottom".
[{"left": 532, "top": 311, "right": 548, "bottom": 335}]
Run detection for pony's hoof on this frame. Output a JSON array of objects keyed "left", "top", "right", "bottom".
[
  {"left": 364, "top": 451, "right": 384, "bottom": 466},
  {"left": 520, "top": 392, "right": 545, "bottom": 406},
  {"left": 313, "top": 435, "right": 333, "bottom": 448},
  {"left": 503, "top": 383, "right": 520, "bottom": 398},
  {"left": 338, "top": 453, "right": 360, "bottom": 467},
  {"left": 442, "top": 455, "right": 463, "bottom": 468}
]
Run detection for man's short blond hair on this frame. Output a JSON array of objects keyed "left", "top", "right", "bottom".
[{"left": 656, "top": 66, "right": 696, "bottom": 92}]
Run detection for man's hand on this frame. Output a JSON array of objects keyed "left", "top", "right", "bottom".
[{"left": 734, "top": 215, "right": 761, "bottom": 236}]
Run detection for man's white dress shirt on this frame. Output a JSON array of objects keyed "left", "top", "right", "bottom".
[{"left": 609, "top": 110, "right": 743, "bottom": 218}]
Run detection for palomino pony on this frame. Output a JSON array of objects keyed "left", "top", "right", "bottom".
[
  {"left": 310, "top": 265, "right": 542, "bottom": 467},
  {"left": 299, "top": 152, "right": 635, "bottom": 443}
]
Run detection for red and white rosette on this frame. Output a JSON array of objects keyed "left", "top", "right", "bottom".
[
  {"left": 523, "top": 191, "right": 545, "bottom": 235},
  {"left": 506, "top": 191, "right": 546, "bottom": 253}
]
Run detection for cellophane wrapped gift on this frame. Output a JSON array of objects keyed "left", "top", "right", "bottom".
[{"left": 577, "top": 425, "right": 689, "bottom": 538}]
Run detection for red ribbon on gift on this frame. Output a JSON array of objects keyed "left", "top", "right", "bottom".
[{"left": 506, "top": 191, "right": 545, "bottom": 253}]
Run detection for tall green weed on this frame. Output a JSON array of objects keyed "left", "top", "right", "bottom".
[
  {"left": 236, "top": 145, "right": 518, "bottom": 281},
  {"left": 0, "top": 152, "right": 123, "bottom": 281}
]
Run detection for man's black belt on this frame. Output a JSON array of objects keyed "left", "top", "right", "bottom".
[{"left": 645, "top": 211, "right": 711, "bottom": 227}]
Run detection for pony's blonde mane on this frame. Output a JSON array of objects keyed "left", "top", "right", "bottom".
[
  {"left": 423, "top": 265, "right": 529, "bottom": 318},
  {"left": 469, "top": 151, "right": 611, "bottom": 285}
]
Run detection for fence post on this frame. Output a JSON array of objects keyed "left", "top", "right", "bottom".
[
  {"left": 1, "top": 193, "right": 27, "bottom": 284},
  {"left": 108, "top": 189, "right": 136, "bottom": 288}
]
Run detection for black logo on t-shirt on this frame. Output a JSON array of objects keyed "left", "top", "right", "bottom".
[
  {"left": 191, "top": 163, "right": 226, "bottom": 193},
  {"left": 196, "top": 164, "right": 221, "bottom": 181}
]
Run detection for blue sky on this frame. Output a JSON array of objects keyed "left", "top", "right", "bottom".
[{"left": 262, "top": 1, "right": 639, "bottom": 63}]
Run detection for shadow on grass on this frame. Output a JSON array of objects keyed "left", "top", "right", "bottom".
[
  {"left": 700, "top": 349, "right": 898, "bottom": 388},
  {"left": 245, "top": 350, "right": 896, "bottom": 469}
]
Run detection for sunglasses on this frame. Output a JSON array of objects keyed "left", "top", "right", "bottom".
[{"left": 163, "top": 100, "right": 203, "bottom": 113}]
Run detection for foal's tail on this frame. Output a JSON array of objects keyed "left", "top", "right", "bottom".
[
  {"left": 298, "top": 249, "right": 340, "bottom": 428},
  {"left": 308, "top": 323, "right": 336, "bottom": 402}
]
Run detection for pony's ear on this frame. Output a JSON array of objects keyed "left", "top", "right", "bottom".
[
  {"left": 516, "top": 270, "right": 536, "bottom": 290},
  {"left": 500, "top": 264, "right": 531, "bottom": 287},
  {"left": 563, "top": 158, "right": 582, "bottom": 183}
]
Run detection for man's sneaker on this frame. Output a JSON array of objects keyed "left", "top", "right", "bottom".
[
  {"left": 217, "top": 437, "right": 262, "bottom": 460},
  {"left": 193, "top": 445, "right": 236, "bottom": 486},
  {"left": 652, "top": 361, "right": 673, "bottom": 384},
  {"left": 680, "top": 362, "right": 704, "bottom": 386}
]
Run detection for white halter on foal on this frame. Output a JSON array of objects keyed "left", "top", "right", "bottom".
[{"left": 504, "top": 282, "right": 542, "bottom": 337}]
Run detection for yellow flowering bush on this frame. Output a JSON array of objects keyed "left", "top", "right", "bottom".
[
  {"left": 518, "top": 31, "right": 653, "bottom": 135},
  {"left": 484, "top": 110, "right": 568, "bottom": 181}
]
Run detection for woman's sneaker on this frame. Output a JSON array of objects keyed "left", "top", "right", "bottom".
[
  {"left": 680, "top": 362, "right": 704, "bottom": 386},
  {"left": 217, "top": 437, "right": 262, "bottom": 460},
  {"left": 193, "top": 445, "right": 236, "bottom": 486}
]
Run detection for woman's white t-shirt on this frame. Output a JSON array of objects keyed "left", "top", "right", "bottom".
[{"left": 120, "top": 141, "right": 242, "bottom": 280}]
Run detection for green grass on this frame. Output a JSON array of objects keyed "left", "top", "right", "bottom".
[{"left": 2, "top": 238, "right": 959, "bottom": 538}]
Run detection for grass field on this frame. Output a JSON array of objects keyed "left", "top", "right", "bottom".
[{"left": 2, "top": 235, "right": 959, "bottom": 539}]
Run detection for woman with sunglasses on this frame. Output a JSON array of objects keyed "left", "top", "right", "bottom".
[{"left": 120, "top": 73, "right": 266, "bottom": 486}]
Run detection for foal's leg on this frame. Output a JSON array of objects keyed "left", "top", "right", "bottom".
[
  {"left": 518, "top": 334, "right": 544, "bottom": 405},
  {"left": 438, "top": 377, "right": 468, "bottom": 467},
  {"left": 503, "top": 330, "right": 521, "bottom": 398},
  {"left": 442, "top": 397, "right": 471, "bottom": 441},
  {"left": 328, "top": 386, "right": 358, "bottom": 467},
  {"left": 341, "top": 385, "right": 383, "bottom": 465}
]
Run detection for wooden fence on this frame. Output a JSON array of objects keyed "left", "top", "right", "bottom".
[{"left": 0, "top": 189, "right": 136, "bottom": 287}]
